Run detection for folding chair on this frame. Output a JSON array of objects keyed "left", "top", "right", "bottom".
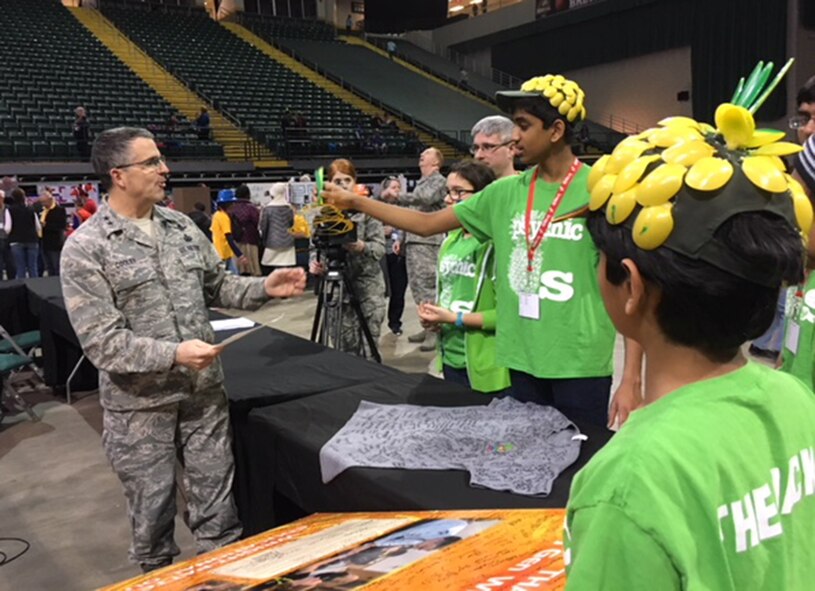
[
  {"left": 1, "top": 354, "right": 40, "bottom": 422},
  {"left": 0, "top": 325, "right": 43, "bottom": 382}
]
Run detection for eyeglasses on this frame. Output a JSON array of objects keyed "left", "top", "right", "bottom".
[
  {"left": 469, "top": 140, "right": 515, "bottom": 155},
  {"left": 114, "top": 155, "right": 167, "bottom": 170},
  {"left": 445, "top": 188, "right": 474, "bottom": 200},
  {"left": 789, "top": 115, "right": 815, "bottom": 130}
]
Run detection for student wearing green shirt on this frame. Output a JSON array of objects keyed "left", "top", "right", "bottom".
[
  {"left": 564, "top": 79, "right": 815, "bottom": 588},
  {"left": 323, "top": 74, "right": 644, "bottom": 429},
  {"left": 416, "top": 159, "right": 510, "bottom": 394},
  {"left": 781, "top": 137, "right": 815, "bottom": 389}
]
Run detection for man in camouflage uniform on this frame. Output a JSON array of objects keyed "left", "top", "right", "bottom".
[
  {"left": 311, "top": 212, "right": 386, "bottom": 359},
  {"left": 385, "top": 148, "right": 447, "bottom": 351},
  {"left": 60, "top": 127, "right": 306, "bottom": 572}
]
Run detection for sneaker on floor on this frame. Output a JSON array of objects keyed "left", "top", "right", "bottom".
[
  {"left": 408, "top": 330, "right": 426, "bottom": 343},
  {"left": 390, "top": 326, "right": 403, "bottom": 336},
  {"left": 419, "top": 333, "right": 437, "bottom": 352}
]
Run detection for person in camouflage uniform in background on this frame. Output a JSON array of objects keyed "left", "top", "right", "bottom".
[
  {"left": 60, "top": 127, "right": 306, "bottom": 572},
  {"left": 310, "top": 159, "right": 386, "bottom": 359},
  {"left": 385, "top": 148, "right": 447, "bottom": 351}
]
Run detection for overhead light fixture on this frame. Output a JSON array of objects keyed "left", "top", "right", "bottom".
[
  {"left": 450, "top": 5, "right": 465, "bottom": 12},
  {"left": 470, "top": 0, "right": 484, "bottom": 4}
]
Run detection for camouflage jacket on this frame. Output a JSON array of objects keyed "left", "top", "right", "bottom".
[
  {"left": 398, "top": 171, "right": 446, "bottom": 246},
  {"left": 61, "top": 201, "right": 269, "bottom": 411},
  {"left": 345, "top": 212, "right": 386, "bottom": 288}
]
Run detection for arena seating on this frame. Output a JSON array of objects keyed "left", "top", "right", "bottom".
[
  {"left": 275, "top": 38, "right": 500, "bottom": 145},
  {"left": 238, "top": 12, "right": 337, "bottom": 41},
  {"left": 103, "top": 5, "right": 423, "bottom": 159},
  {"left": 367, "top": 37, "right": 505, "bottom": 102},
  {"left": 0, "top": 0, "right": 223, "bottom": 161}
]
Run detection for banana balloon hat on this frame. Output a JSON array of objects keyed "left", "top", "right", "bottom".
[
  {"left": 496, "top": 74, "right": 587, "bottom": 123},
  {"left": 588, "top": 59, "right": 812, "bottom": 287}
]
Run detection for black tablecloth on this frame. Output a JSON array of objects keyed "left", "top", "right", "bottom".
[
  {"left": 219, "top": 325, "right": 405, "bottom": 413},
  {"left": 21, "top": 277, "right": 99, "bottom": 391},
  {"left": 238, "top": 377, "right": 614, "bottom": 534},
  {"left": 0, "top": 280, "right": 37, "bottom": 336}
]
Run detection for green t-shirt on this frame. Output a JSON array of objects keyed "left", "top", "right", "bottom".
[
  {"left": 565, "top": 362, "right": 815, "bottom": 590},
  {"left": 453, "top": 165, "right": 615, "bottom": 378},
  {"left": 781, "top": 277, "right": 815, "bottom": 390},
  {"left": 437, "top": 229, "right": 483, "bottom": 369}
]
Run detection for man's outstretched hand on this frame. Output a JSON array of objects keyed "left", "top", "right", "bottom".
[{"left": 264, "top": 267, "right": 307, "bottom": 298}]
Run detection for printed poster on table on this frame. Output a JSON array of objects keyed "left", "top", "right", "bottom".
[{"left": 101, "top": 509, "right": 567, "bottom": 591}]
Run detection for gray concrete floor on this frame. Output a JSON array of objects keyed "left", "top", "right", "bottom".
[{"left": 3, "top": 287, "right": 739, "bottom": 590}]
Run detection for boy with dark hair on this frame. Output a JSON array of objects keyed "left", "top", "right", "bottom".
[
  {"left": 564, "top": 75, "right": 815, "bottom": 588},
  {"left": 323, "top": 74, "right": 644, "bottom": 429}
]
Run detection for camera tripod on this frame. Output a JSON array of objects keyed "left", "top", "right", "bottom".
[{"left": 310, "top": 259, "right": 382, "bottom": 363}]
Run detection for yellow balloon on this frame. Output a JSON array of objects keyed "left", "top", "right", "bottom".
[
  {"left": 605, "top": 188, "right": 639, "bottom": 225},
  {"left": 587, "top": 154, "right": 610, "bottom": 192},
  {"left": 558, "top": 101, "right": 571, "bottom": 116},
  {"left": 657, "top": 116, "right": 700, "bottom": 130},
  {"left": 647, "top": 126, "right": 702, "bottom": 148},
  {"left": 686, "top": 157, "right": 734, "bottom": 191},
  {"left": 752, "top": 142, "right": 805, "bottom": 157},
  {"left": 636, "top": 163, "right": 687, "bottom": 206},
  {"left": 792, "top": 189, "right": 814, "bottom": 235},
  {"left": 567, "top": 104, "right": 582, "bottom": 122},
  {"left": 742, "top": 156, "right": 787, "bottom": 193},
  {"left": 767, "top": 156, "right": 786, "bottom": 171},
  {"left": 614, "top": 154, "right": 661, "bottom": 193},
  {"left": 605, "top": 140, "right": 651, "bottom": 175},
  {"left": 745, "top": 129, "right": 787, "bottom": 148},
  {"left": 715, "top": 103, "right": 755, "bottom": 149},
  {"left": 699, "top": 123, "right": 717, "bottom": 135},
  {"left": 632, "top": 203, "right": 675, "bottom": 250},
  {"left": 589, "top": 173, "right": 617, "bottom": 211},
  {"left": 787, "top": 174, "right": 814, "bottom": 234},
  {"left": 661, "top": 139, "right": 716, "bottom": 167},
  {"left": 551, "top": 93, "right": 564, "bottom": 107}
]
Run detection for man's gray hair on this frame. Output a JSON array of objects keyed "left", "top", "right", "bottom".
[
  {"left": 91, "top": 127, "right": 155, "bottom": 189},
  {"left": 470, "top": 115, "right": 514, "bottom": 142}
]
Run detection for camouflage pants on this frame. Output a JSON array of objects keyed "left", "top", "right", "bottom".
[
  {"left": 339, "top": 289, "right": 385, "bottom": 359},
  {"left": 102, "top": 389, "right": 241, "bottom": 570},
  {"left": 405, "top": 243, "right": 439, "bottom": 305}
]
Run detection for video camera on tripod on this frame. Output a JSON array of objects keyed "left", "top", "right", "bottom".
[
  {"left": 311, "top": 206, "right": 358, "bottom": 268},
  {"left": 309, "top": 204, "right": 381, "bottom": 362}
]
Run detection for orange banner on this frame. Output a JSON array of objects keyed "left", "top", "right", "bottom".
[{"left": 101, "top": 509, "right": 567, "bottom": 591}]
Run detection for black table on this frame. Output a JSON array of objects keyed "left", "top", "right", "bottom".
[
  {"left": 22, "top": 277, "right": 99, "bottom": 392},
  {"left": 218, "top": 323, "right": 407, "bottom": 413},
  {"left": 238, "top": 377, "right": 614, "bottom": 534},
  {"left": 0, "top": 279, "right": 38, "bottom": 336}
]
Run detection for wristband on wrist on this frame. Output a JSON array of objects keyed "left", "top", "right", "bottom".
[{"left": 455, "top": 311, "right": 465, "bottom": 327}]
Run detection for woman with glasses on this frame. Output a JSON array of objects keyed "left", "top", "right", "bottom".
[{"left": 417, "top": 160, "right": 510, "bottom": 393}]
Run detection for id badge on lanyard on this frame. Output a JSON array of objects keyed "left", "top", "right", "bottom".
[
  {"left": 786, "top": 286, "right": 805, "bottom": 354},
  {"left": 519, "top": 159, "right": 582, "bottom": 320}
]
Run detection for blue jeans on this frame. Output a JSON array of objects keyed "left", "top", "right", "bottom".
[
  {"left": 11, "top": 242, "right": 39, "bottom": 279},
  {"left": 224, "top": 258, "right": 239, "bottom": 275},
  {"left": 509, "top": 370, "right": 612, "bottom": 427},
  {"left": 43, "top": 249, "right": 61, "bottom": 276}
]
